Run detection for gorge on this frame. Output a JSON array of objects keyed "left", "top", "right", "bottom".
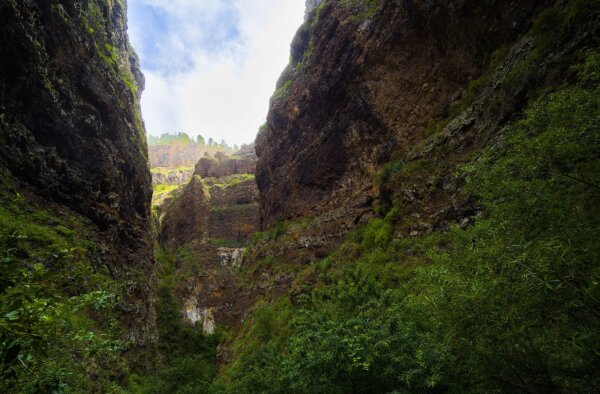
[{"left": 1, "top": 0, "right": 599, "bottom": 393}]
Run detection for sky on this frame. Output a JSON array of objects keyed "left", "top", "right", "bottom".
[{"left": 127, "top": 0, "right": 306, "bottom": 146}]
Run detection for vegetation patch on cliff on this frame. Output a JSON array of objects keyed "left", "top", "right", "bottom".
[{"left": 0, "top": 178, "right": 129, "bottom": 393}]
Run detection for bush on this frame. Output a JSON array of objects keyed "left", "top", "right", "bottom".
[{"left": 214, "top": 50, "right": 600, "bottom": 393}]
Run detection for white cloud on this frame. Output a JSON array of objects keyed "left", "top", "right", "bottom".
[{"left": 128, "top": 0, "right": 306, "bottom": 146}]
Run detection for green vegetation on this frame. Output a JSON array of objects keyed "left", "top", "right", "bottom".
[
  {"left": 212, "top": 50, "right": 600, "bottom": 393},
  {"left": 148, "top": 133, "right": 195, "bottom": 146},
  {"left": 310, "top": 1, "right": 329, "bottom": 27},
  {"left": 0, "top": 179, "right": 127, "bottom": 393},
  {"left": 340, "top": 0, "right": 379, "bottom": 21},
  {"left": 273, "top": 80, "right": 292, "bottom": 100},
  {"left": 129, "top": 249, "right": 220, "bottom": 394},
  {"left": 212, "top": 298, "right": 293, "bottom": 393},
  {"left": 151, "top": 166, "right": 195, "bottom": 176},
  {"left": 209, "top": 203, "right": 258, "bottom": 215},
  {"left": 202, "top": 173, "right": 255, "bottom": 191},
  {"left": 209, "top": 238, "right": 241, "bottom": 248},
  {"left": 152, "top": 184, "right": 182, "bottom": 208},
  {"left": 257, "top": 123, "right": 268, "bottom": 135}
]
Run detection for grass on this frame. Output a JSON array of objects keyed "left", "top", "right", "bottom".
[
  {"left": 151, "top": 166, "right": 194, "bottom": 176},
  {"left": 273, "top": 80, "right": 292, "bottom": 100},
  {"left": 152, "top": 184, "right": 182, "bottom": 208},
  {"left": 202, "top": 173, "right": 255, "bottom": 191}
]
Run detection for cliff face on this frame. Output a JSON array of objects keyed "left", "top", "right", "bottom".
[
  {"left": 157, "top": 152, "right": 259, "bottom": 332},
  {"left": 256, "top": 0, "right": 547, "bottom": 235},
  {"left": 149, "top": 143, "right": 233, "bottom": 169},
  {"left": 0, "top": 0, "right": 155, "bottom": 345},
  {"left": 151, "top": 168, "right": 194, "bottom": 186}
]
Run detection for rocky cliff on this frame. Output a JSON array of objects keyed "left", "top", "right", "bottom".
[
  {"left": 157, "top": 151, "right": 259, "bottom": 333},
  {"left": 94, "top": 0, "right": 597, "bottom": 391},
  {"left": 151, "top": 167, "right": 194, "bottom": 186},
  {"left": 149, "top": 142, "right": 233, "bottom": 169},
  {"left": 256, "top": 0, "right": 548, "bottom": 237},
  {"left": 0, "top": 0, "right": 155, "bottom": 347}
]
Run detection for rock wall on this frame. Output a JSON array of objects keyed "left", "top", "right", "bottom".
[
  {"left": 157, "top": 152, "right": 259, "bottom": 331},
  {"left": 149, "top": 143, "right": 233, "bottom": 169},
  {"left": 194, "top": 154, "right": 255, "bottom": 179},
  {"left": 158, "top": 176, "right": 210, "bottom": 249},
  {"left": 151, "top": 167, "right": 194, "bottom": 186},
  {"left": 0, "top": 0, "right": 156, "bottom": 344},
  {"left": 256, "top": 0, "right": 548, "bottom": 235}
]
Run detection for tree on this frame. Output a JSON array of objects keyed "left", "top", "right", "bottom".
[
  {"left": 208, "top": 137, "right": 214, "bottom": 146},
  {"left": 197, "top": 135, "right": 205, "bottom": 145}
]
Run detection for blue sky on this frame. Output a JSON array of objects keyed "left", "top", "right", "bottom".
[{"left": 127, "top": 0, "right": 306, "bottom": 146}]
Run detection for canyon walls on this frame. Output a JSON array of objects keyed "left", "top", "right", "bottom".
[
  {"left": 0, "top": 0, "right": 156, "bottom": 345},
  {"left": 256, "top": 0, "right": 548, "bottom": 236}
]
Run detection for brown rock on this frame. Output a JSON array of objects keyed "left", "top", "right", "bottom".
[
  {"left": 159, "top": 176, "right": 210, "bottom": 249},
  {"left": 256, "top": 0, "right": 546, "bottom": 233}
]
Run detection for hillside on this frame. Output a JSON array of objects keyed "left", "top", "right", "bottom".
[{"left": 1, "top": 0, "right": 599, "bottom": 393}]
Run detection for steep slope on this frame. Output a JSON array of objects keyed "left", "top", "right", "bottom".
[
  {"left": 0, "top": 0, "right": 155, "bottom": 391},
  {"left": 212, "top": 0, "right": 600, "bottom": 393}
]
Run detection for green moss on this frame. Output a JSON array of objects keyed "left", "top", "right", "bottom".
[
  {"left": 251, "top": 220, "right": 288, "bottom": 244},
  {"left": 152, "top": 184, "right": 182, "bottom": 208},
  {"left": 257, "top": 122, "right": 268, "bottom": 135},
  {"left": 341, "top": 0, "right": 379, "bottom": 21},
  {"left": 43, "top": 77, "right": 58, "bottom": 100},
  {"left": 209, "top": 202, "right": 258, "bottom": 214},
  {"left": 96, "top": 43, "right": 118, "bottom": 68},
  {"left": 209, "top": 238, "right": 241, "bottom": 248},
  {"left": 273, "top": 80, "right": 292, "bottom": 100},
  {"left": 202, "top": 173, "right": 255, "bottom": 190},
  {"left": 50, "top": 4, "right": 71, "bottom": 25},
  {"left": 310, "top": 1, "right": 330, "bottom": 27}
]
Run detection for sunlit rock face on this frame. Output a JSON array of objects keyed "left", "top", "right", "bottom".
[
  {"left": 151, "top": 167, "right": 194, "bottom": 186},
  {"left": 0, "top": 0, "right": 156, "bottom": 345}
]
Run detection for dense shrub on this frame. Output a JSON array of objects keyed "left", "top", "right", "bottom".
[{"left": 0, "top": 183, "right": 126, "bottom": 393}]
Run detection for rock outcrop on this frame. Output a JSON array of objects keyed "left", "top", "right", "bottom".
[
  {"left": 256, "top": 0, "right": 548, "bottom": 238},
  {"left": 158, "top": 151, "right": 259, "bottom": 331},
  {"left": 194, "top": 145, "right": 256, "bottom": 178},
  {"left": 0, "top": 0, "right": 156, "bottom": 344},
  {"left": 159, "top": 176, "right": 210, "bottom": 249},
  {"left": 151, "top": 167, "right": 194, "bottom": 186}
]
